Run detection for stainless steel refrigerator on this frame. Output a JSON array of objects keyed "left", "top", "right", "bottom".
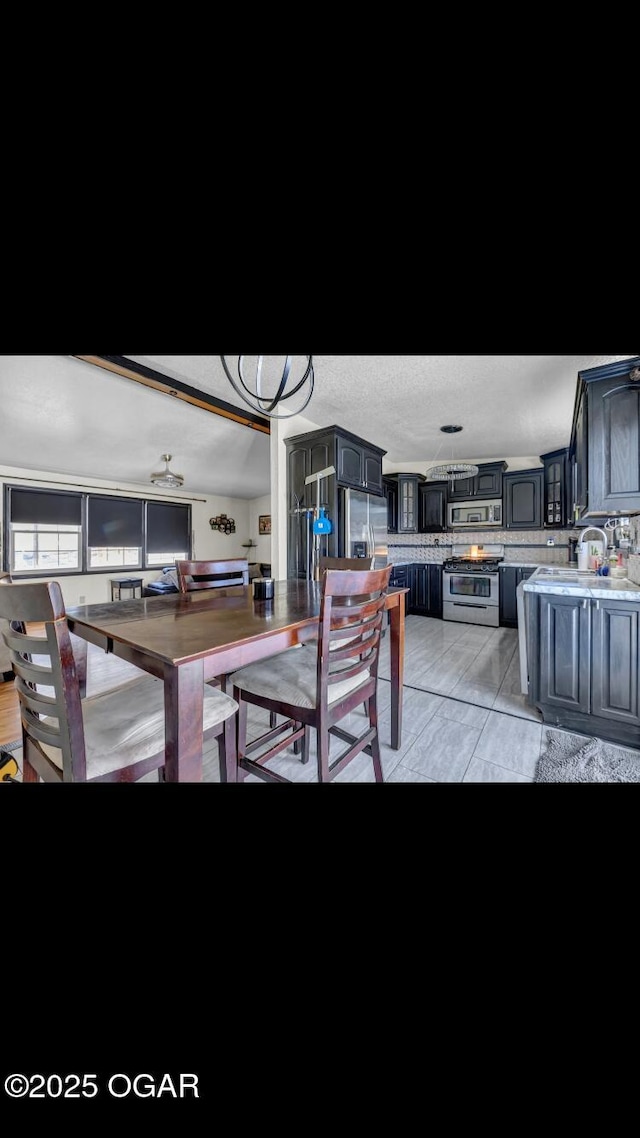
[{"left": 339, "top": 487, "right": 388, "bottom": 568}]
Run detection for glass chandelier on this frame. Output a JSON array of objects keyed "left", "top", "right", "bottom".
[
  {"left": 425, "top": 426, "right": 479, "bottom": 483},
  {"left": 220, "top": 355, "right": 314, "bottom": 419}
]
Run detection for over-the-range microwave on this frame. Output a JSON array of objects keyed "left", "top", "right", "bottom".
[{"left": 448, "top": 499, "right": 502, "bottom": 528}]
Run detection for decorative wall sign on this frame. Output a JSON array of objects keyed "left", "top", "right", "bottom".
[{"left": 209, "top": 514, "right": 236, "bottom": 534}]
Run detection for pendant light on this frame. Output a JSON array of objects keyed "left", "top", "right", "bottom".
[
  {"left": 220, "top": 355, "right": 314, "bottom": 419},
  {"left": 150, "top": 454, "right": 184, "bottom": 489},
  {"left": 425, "top": 426, "right": 479, "bottom": 484}
]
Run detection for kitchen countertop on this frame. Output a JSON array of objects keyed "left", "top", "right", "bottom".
[{"left": 523, "top": 566, "right": 640, "bottom": 601}]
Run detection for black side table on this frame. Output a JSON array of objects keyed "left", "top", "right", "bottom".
[{"left": 110, "top": 577, "right": 144, "bottom": 601}]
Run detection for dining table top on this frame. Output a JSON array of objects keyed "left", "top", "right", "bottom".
[{"left": 66, "top": 579, "right": 407, "bottom": 671}]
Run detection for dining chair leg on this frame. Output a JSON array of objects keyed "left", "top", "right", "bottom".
[
  {"left": 317, "top": 726, "right": 330, "bottom": 783},
  {"left": 236, "top": 695, "right": 248, "bottom": 782},
  {"left": 270, "top": 711, "right": 277, "bottom": 728},
  {"left": 22, "top": 738, "right": 38, "bottom": 783},
  {"left": 218, "top": 713, "right": 237, "bottom": 783},
  {"left": 301, "top": 726, "right": 311, "bottom": 764},
  {"left": 369, "top": 691, "right": 383, "bottom": 782}
]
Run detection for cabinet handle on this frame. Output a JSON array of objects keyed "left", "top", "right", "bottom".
[{"left": 582, "top": 598, "right": 589, "bottom": 609}]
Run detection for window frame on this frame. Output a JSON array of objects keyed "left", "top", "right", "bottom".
[
  {"left": 3, "top": 484, "right": 192, "bottom": 578},
  {"left": 85, "top": 493, "right": 145, "bottom": 573}
]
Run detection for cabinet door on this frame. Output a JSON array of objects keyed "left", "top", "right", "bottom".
[
  {"left": 428, "top": 564, "right": 442, "bottom": 616},
  {"left": 408, "top": 565, "right": 428, "bottom": 614},
  {"left": 591, "top": 598, "right": 640, "bottom": 726},
  {"left": 336, "top": 438, "right": 363, "bottom": 489},
  {"left": 475, "top": 465, "right": 503, "bottom": 498},
  {"left": 588, "top": 377, "right": 640, "bottom": 514},
  {"left": 419, "top": 482, "right": 447, "bottom": 532},
  {"left": 505, "top": 471, "right": 543, "bottom": 529},
  {"left": 538, "top": 594, "right": 590, "bottom": 713},
  {"left": 383, "top": 478, "right": 398, "bottom": 533},
  {"left": 499, "top": 566, "right": 518, "bottom": 626},
  {"left": 398, "top": 477, "right": 418, "bottom": 533},
  {"left": 543, "top": 457, "right": 566, "bottom": 528},
  {"left": 448, "top": 474, "right": 476, "bottom": 500},
  {"left": 287, "top": 444, "right": 310, "bottom": 579},
  {"left": 573, "top": 390, "right": 588, "bottom": 517},
  {"left": 362, "top": 449, "right": 383, "bottom": 494}
]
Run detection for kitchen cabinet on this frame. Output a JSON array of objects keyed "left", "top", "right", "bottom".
[
  {"left": 448, "top": 461, "right": 508, "bottom": 501},
  {"left": 383, "top": 473, "right": 426, "bottom": 533},
  {"left": 528, "top": 589, "right": 640, "bottom": 744},
  {"left": 572, "top": 388, "right": 588, "bottom": 519},
  {"left": 389, "top": 564, "right": 409, "bottom": 590},
  {"left": 336, "top": 436, "right": 384, "bottom": 494},
  {"left": 537, "top": 593, "right": 591, "bottom": 714},
  {"left": 408, "top": 563, "right": 442, "bottom": 617},
  {"left": 285, "top": 426, "right": 387, "bottom": 577},
  {"left": 383, "top": 476, "right": 399, "bottom": 534},
  {"left": 540, "top": 447, "right": 570, "bottom": 528},
  {"left": 591, "top": 597, "right": 640, "bottom": 727},
  {"left": 504, "top": 469, "right": 543, "bottom": 529},
  {"left": 570, "top": 356, "right": 640, "bottom": 519},
  {"left": 499, "top": 565, "right": 536, "bottom": 627},
  {"left": 419, "top": 481, "right": 448, "bottom": 532}
]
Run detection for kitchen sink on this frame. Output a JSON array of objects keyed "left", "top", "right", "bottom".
[{"left": 533, "top": 568, "right": 596, "bottom": 586}]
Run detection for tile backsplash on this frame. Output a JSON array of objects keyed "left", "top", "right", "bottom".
[{"left": 388, "top": 528, "right": 581, "bottom": 565}]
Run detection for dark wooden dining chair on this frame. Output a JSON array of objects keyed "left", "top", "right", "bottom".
[
  {"left": 319, "top": 556, "right": 375, "bottom": 572},
  {"left": 175, "top": 559, "right": 249, "bottom": 593},
  {"left": 0, "top": 579, "right": 238, "bottom": 783},
  {"left": 231, "top": 566, "right": 392, "bottom": 783},
  {"left": 0, "top": 572, "right": 13, "bottom": 682}
]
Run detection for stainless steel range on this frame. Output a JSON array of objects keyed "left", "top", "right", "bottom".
[{"left": 442, "top": 544, "right": 504, "bottom": 627}]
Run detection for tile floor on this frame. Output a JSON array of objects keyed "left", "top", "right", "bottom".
[{"left": 8, "top": 615, "right": 640, "bottom": 783}]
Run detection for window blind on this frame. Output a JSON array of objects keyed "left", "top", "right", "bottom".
[
  {"left": 146, "top": 502, "right": 191, "bottom": 553},
  {"left": 10, "top": 487, "right": 82, "bottom": 526},
  {"left": 87, "top": 496, "right": 143, "bottom": 547}
]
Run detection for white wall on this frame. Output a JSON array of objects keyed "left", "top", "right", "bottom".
[
  {"left": 270, "top": 411, "right": 323, "bottom": 579},
  {"left": 0, "top": 462, "right": 254, "bottom": 608},
  {"left": 249, "top": 494, "right": 272, "bottom": 569}
]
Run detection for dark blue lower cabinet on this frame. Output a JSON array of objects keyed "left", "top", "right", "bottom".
[
  {"left": 591, "top": 598, "right": 640, "bottom": 727},
  {"left": 408, "top": 564, "right": 442, "bottom": 617},
  {"left": 530, "top": 592, "right": 640, "bottom": 746}
]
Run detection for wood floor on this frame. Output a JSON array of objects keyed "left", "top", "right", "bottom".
[
  {"left": 0, "top": 675, "right": 20, "bottom": 745},
  {"left": 0, "top": 635, "right": 147, "bottom": 747}
]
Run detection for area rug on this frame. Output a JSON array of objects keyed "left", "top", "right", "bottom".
[
  {"left": 0, "top": 740, "right": 21, "bottom": 754},
  {"left": 536, "top": 729, "right": 640, "bottom": 783}
]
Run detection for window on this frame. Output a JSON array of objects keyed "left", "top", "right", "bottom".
[
  {"left": 87, "top": 496, "right": 143, "bottom": 570},
  {"left": 146, "top": 501, "right": 191, "bottom": 567},
  {"left": 4, "top": 486, "right": 192, "bottom": 576},
  {"left": 7, "top": 487, "right": 82, "bottom": 574}
]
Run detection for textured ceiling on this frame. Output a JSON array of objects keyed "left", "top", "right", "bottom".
[{"left": 0, "top": 354, "right": 634, "bottom": 498}]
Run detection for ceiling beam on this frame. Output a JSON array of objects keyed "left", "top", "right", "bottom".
[{"left": 73, "top": 355, "right": 271, "bottom": 435}]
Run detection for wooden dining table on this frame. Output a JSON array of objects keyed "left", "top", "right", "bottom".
[{"left": 66, "top": 579, "right": 407, "bottom": 782}]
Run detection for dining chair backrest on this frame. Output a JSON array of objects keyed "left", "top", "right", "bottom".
[
  {"left": 175, "top": 559, "right": 250, "bottom": 593},
  {"left": 319, "top": 556, "right": 375, "bottom": 572},
  {"left": 317, "top": 567, "right": 391, "bottom": 696},
  {"left": 0, "top": 572, "right": 12, "bottom": 676},
  {"left": 0, "top": 578, "right": 88, "bottom": 779},
  {"left": 0, "top": 577, "right": 239, "bottom": 784},
  {"left": 231, "top": 564, "right": 392, "bottom": 783}
]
